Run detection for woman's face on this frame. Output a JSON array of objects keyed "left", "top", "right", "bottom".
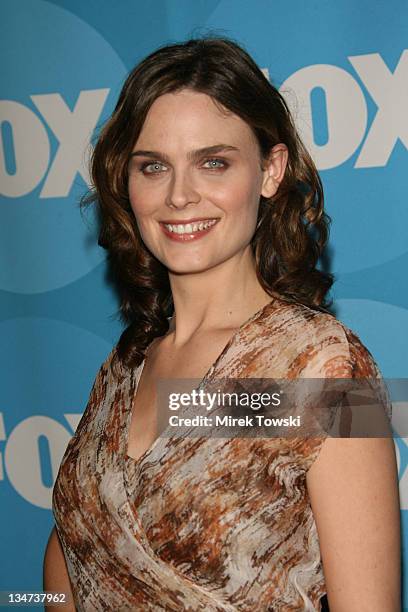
[{"left": 128, "top": 88, "right": 286, "bottom": 274}]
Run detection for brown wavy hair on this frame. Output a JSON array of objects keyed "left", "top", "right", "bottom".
[{"left": 81, "top": 35, "right": 334, "bottom": 375}]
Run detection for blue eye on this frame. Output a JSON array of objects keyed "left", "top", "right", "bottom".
[
  {"left": 138, "top": 157, "right": 228, "bottom": 175},
  {"left": 140, "top": 161, "right": 165, "bottom": 174},
  {"left": 203, "top": 158, "right": 227, "bottom": 169}
]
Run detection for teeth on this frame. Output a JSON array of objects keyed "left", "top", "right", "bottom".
[{"left": 163, "top": 219, "right": 217, "bottom": 234}]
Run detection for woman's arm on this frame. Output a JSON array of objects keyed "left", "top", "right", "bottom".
[
  {"left": 306, "top": 435, "right": 401, "bottom": 611},
  {"left": 43, "top": 526, "right": 76, "bottom": 611}
]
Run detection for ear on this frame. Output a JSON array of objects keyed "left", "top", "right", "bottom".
[{"left": 260, "top": 143, "right": 289, "bottom": 199}]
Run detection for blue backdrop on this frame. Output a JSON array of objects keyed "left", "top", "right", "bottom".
[{"left": 1, "top": 0, "right": 407, "bottom": 608}]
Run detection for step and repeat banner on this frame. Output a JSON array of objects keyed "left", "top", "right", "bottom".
[{"left": 1, "top": 0, "right": 407, "bottom": 607}]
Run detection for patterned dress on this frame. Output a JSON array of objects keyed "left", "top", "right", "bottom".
[{"left": 52, "top": 295, "right": 392, "bottom": 611}]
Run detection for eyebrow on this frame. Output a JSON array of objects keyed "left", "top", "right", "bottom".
[{"left": 129, "top": 144, "right": 240, "bottom": 163}]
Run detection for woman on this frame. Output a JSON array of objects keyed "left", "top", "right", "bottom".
[{"left": 44, "top": 36, "right": 401, "bottom": 610}]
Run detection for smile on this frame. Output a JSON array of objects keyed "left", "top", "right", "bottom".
[{"left": 159, "top": 218, "right": 220, "bottom": 242}]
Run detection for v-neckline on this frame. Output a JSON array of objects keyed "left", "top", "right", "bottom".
[{"left": 123, "top": 296, "right": 279, "bottom": 466}]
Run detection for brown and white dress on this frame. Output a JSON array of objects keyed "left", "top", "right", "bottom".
[{"left": 52, "top": 295, "right": 392, "bottom": 611}]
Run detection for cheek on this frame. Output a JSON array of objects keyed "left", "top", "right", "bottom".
[
  {"left": 128, "top": 180, "right": 157, "bottom": 217},
  {"left": 214, "top": 175, "right": 260, "bottom": 218}
]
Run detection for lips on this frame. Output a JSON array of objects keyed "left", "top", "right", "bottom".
[
  {"left": 159, "top": 218, "right": 220, "bottom": 242},
  {"left": 159, "top": 217, "right": 219, "bottom": 225}
]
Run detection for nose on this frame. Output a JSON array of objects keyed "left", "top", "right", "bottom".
[{"left": 165, "top": 166, "right": 201, "bottom": 210}]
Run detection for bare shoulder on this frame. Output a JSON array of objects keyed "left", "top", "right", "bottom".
[
  {"left": 260, "top": 301, "right": 402, "bottom": 606},
  {"left": 295, "top": 304, "right": 402, "bottom": 608},
  {"left": 306, "top": 434, "right": 401, "bottom": 609}
]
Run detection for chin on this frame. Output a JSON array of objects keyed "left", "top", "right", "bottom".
[
  {"left": 165, "top": 262, "right": 210, "bottom": 275},
  {"left": 160, "top": 253, "right": 215, "bottom": 273}
]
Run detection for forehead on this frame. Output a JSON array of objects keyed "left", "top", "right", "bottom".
[{"left": 135, "top": 89, "right": 257, "bottom": 149}]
